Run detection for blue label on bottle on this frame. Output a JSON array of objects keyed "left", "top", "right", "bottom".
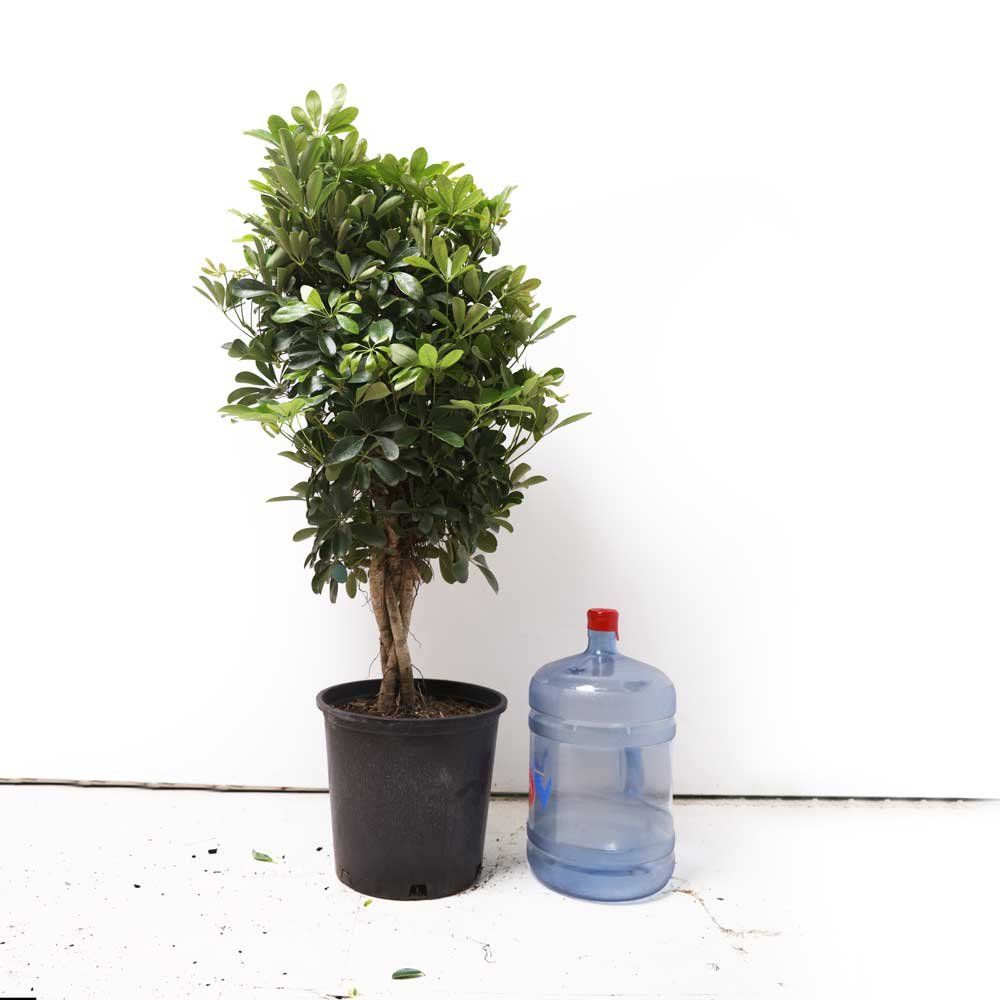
[{"left": 531, "top": 768, "right": 552, "bottom": 810}]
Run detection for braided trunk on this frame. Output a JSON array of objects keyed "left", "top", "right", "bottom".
[{"left": 371, "top": 550, "right": 419, "bottom": 713}]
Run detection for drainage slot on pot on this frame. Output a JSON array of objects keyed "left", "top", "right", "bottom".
[{"left": 408, "top": 883, "right": 428, "bottom": 899}]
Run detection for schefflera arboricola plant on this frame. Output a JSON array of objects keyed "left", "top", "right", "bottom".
[{"left": 198, "top": 86, "right": 587, "bottom": 714}]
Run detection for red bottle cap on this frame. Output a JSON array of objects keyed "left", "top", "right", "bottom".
[{"left": 587, "top": 608, "right": 619, "bottom": 638}]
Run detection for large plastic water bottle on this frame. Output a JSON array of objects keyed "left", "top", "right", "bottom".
[{"left": 527, "top": 608, "right": 676, "bottom": 900}]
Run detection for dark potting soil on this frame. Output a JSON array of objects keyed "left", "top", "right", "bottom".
[{"left": 338, "top": 693, "right": 485, "bottom": 719}]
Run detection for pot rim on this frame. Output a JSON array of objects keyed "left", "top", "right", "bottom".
[{"left": 316, "top": 678, "right": 508, "bottom": 735}]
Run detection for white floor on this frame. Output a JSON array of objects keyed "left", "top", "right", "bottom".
[{"left": 1, "top": 788, "right": 997, "bottom": 999}]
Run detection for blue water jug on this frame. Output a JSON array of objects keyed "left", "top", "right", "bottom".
[{"left": 527, "top": 608, "right": 676, "bottom": 900}]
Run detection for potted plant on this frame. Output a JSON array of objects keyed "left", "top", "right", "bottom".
[{"left": 198, "top": 86, "right": 587, "bottom": 899}]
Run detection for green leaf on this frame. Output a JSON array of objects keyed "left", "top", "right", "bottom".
[
  {"left": 392, "top": 969, "right": 424, "bottom": 981},
  {"left": 473, "top": 333, "right": 493, "bottom": 359},
  {"left": 534, "top": 313, "right": 576, "bottom": 341},
  {"left": 476, "top": 530, "right": 498, "bottom": 553},
  {"left": 336, "top": 314, "right": 360, "bottom": 335},
  {"left": 375, "top": 194, "right": 404, "bottom": 218},
  {"left": 370, "top": 457, "right": 405, "bottom": 485},
  {"left": 392, "top": 368, "right": 420, "bottom": 390},
  {"left": 243, "top": 129, "right": 277, "bottom": 145},
  {"left": 312, "top": 564, "right": 332, "bottom": 594},
  {"left": 418, "top": 343, "right": 438, "bottom": 367},
  {"left": 431, "top": 235, "right": 449, "bottom": 274},
  {"left": 305, "top": 90, "right": 321, "bottom": 123},
  {"left": 266, "top": 496, "right": 302, "bottom": 503},
  {"left": 292, "top": 527, "right": 317, "bottom": 542},
  {"left": 327, "top": 106, "right": 359, "bottom": 133},
  {"left": 272, "top": 165, "right": 303, "bottom": 206},
  {"left": 351, "top": 521, "right": 387, "bottom": 546},
  {"left": 438, "top": 549, "right": 455, "bottom": 584},
  {"left": 306, "top": 168, "right": 324, "bottom": 209},
  {"left": 300, "top": 285, "right": 325, "bottom": 311},
  {"left": 358, "top": 382, "right": 391, "bottom": 403},
  {"left": 392, "top": 272, "right": 423, "bottom": 300},
  {"left": 232, "top": 278, "right": 273, "bottom": 299},
  {"left": 368, "top": 318, "right": 393, "bottom": 344},
  {"left": 218, "top": 405, "right": 276, "bottom": 423},
  {"left": 388, "top": 343, "right": 419, "bottom": 365},
  {"left": 402, "top": 255, "right": 437, "bottom": 273},
  {"left": 518, "top": 475, "right": 547, "bottom": 487},
  {"left": 330, "top": 562, "right": 349, "bottom": 584},
  {"left": 327, "top": 436, "right": 365, "bottom": 463},
  {"left": 329, "top": 83, "right": 347, "bottom": 113},
  {"left": 354, "top": 464, "right": 372, "bottom": 494},
  {"left": 375, "top": 435, "right": 400, "bottom": 460},
  {"left": 474, "top": 558, "right": 499, "bottom": 594},
  {"left": 551, "top": 411, "right": 591, "bottom": 432},
  {"left": 235, "top": 371, "right": 270, "bottom": 386},
  {"left": 431, "top": 429, "right": 464, "bottom": 448},
  {"left": 272, "top": 301, "right": 316, "bottom": 323},
  {"left": 439, "top": 349, "right": 464, "bottom": 369},
  {"left": 252, "top": 850, "right": 275, "bottom": 863},
  {"left": 363, "top": 898, "right": 373, "bottom": 907},
  {"left": 331, "top": 524, "right": 352, "bottom": 556}
]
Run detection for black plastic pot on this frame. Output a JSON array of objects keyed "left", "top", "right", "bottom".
[{"left": 316, "top": 678, "right": 507, "bottom": 900}]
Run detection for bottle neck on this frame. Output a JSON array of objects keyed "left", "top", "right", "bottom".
[{"left": 586, "top": 629, "right": 618, "bottom": 654}]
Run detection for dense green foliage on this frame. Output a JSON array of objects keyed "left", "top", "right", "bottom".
[{"left": 198, "top": 86, "right": 585, "bottom": 709}]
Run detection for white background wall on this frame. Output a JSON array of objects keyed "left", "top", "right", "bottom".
[{"left": 2, "top": 1, "right": 998, "bottom": 796}]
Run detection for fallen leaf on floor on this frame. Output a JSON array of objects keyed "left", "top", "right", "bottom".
[
  {"left": 392, "top": 968, "right": 424, "bottom": 980},
  {"left": 251, "top": 849, "right": 275, "bottom": 863},
  {"left": 363, "top": 898, "right": 373, "bottom": 907}
]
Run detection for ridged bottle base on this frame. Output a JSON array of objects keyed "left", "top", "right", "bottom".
[{"left": 526, "top": 838, "right": 675, "bottom": 902}]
